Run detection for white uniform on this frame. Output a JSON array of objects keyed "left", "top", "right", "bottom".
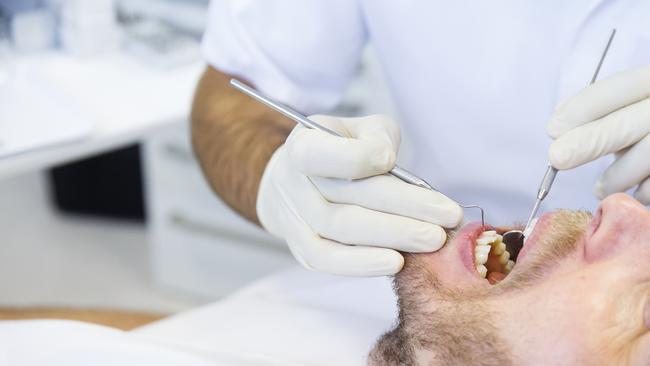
[{"left": 202, "top": 0, "right": 650, "bottom": 223}]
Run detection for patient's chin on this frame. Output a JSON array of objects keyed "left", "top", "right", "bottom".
[
  {"left": 367, "top": 300, "right": 512, "bottom": 366},
  {"left": 370, "top": 261, "right": 513, "bottom": 366}
]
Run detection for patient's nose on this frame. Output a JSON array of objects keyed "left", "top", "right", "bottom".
[{"left": 585, "top": 193, "right": 650, "bottom": 262}]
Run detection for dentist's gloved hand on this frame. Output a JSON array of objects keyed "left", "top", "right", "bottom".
[
  {"left": 257, "top": 114, "right": 463, "bottom": 276},
  {"left": 548, "top": 65, "right": 650, "bottom": 205}
]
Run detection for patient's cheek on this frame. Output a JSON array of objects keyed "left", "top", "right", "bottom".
[{"left": 644, "top": 301, "right": 650, "bottom": 329}]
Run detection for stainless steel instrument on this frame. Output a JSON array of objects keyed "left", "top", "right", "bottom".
[
  {"left": 502, "top": 28, "right": 617, "bottom": 255},
  {"left": 230, "top": 78, "right": 486, "bottom": 226}
]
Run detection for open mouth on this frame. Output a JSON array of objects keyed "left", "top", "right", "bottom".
[
  {"left": 470, "top": 220, "right": 539, "bottom": 285},
  {"left": 473, "top": 230, "right": 515, "bottom": 284}
]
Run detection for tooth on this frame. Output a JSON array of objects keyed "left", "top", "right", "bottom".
[
  {"left": 476, "top": 244, "right": 491, "bottom": 255},
  {"left": 499, "top": 250, "right": 510, "bottom": 264},
  {"left": 476, "top": 231, "right": 498, "bottom": 245},
  {"left": 505, "top": 260, "right": 515, "bottom": 273},
  {"left": 492, "top": 242, "right": 506, "bottom": 255},
  {"left": 474, "top": 245, "right": 490, "bottom": 264},
  {"left": 476, "top": 264, "right": 487, "bottom": 278}
]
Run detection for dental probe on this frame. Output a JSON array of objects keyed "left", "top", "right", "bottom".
[
  {"left": 502, "top": 28, "right": 617, "bottom": 252},
  {"left": 524, "top": 29, "right": 617, "bottom": 232},
  {"left": 229, "top": 78, "right": 486, "bottom": 226}
]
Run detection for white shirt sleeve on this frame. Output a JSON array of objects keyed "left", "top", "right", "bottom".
[{"left": 201, "top": 0, "right": 367, "bottom": 114}]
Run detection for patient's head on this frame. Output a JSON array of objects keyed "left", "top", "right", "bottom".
[{"left": 369, "top": 193, "right": 650, "bottom": 366}]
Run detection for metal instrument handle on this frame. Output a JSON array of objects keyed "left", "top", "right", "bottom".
[
  {"left": 230, "top": 79, "right": 486, "bottom": 225},
  {"left": 230, "top": 79, "right": 433, "bottom": 190},
  {"left": 523, "top": 28, "right": 617, "bottom": 234}
]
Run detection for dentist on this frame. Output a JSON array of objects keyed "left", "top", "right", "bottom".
[{"left": 192, "top": 1, "right": 650, "bottom": 276}]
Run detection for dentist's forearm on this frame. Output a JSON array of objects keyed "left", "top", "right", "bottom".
[{"left": 191, "top": 66, "right": 294, "bottom": 223}]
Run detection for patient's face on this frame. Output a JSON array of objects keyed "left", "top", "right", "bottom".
[{"left": 369, "top": 193, "right": 650, "bottom": 366}]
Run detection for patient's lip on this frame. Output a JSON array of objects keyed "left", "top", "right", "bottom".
[{"left": 456, "top": 222, "right": 494, "bottom": 278}]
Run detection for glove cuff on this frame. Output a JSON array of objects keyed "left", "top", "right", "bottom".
[{"left": 256, "top": 145, "right": 285, "bottom": 237}]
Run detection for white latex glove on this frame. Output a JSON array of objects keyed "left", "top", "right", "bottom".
[
  {"left": 548, "top": 65, "right": 650, "bottom": 205},
  {"left": 257, "top": 114, "right": 463, "bottom": 276}
]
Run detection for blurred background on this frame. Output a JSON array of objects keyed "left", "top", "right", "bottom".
[{"left": 0, "top": 0, "right": 397, "bottom": 322}]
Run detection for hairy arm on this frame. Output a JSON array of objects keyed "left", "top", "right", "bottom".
[{"left": 191, "top": 66, "right": 295, "bottom": 223}]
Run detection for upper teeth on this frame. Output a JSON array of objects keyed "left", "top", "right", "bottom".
[
  {"left": 476, "top": 230, "right": 499, "bottom": 245},
  {"left": 474, "top": 230, "right": 515, "bottom": 279}
]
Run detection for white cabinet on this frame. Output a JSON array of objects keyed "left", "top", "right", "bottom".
[{"left": 143, "top": 122, "right": 293, "bottom": 298}]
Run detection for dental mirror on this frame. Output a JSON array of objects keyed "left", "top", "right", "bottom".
[{"left": 502, "top": 231, "right": 524, "bottom": 260}]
